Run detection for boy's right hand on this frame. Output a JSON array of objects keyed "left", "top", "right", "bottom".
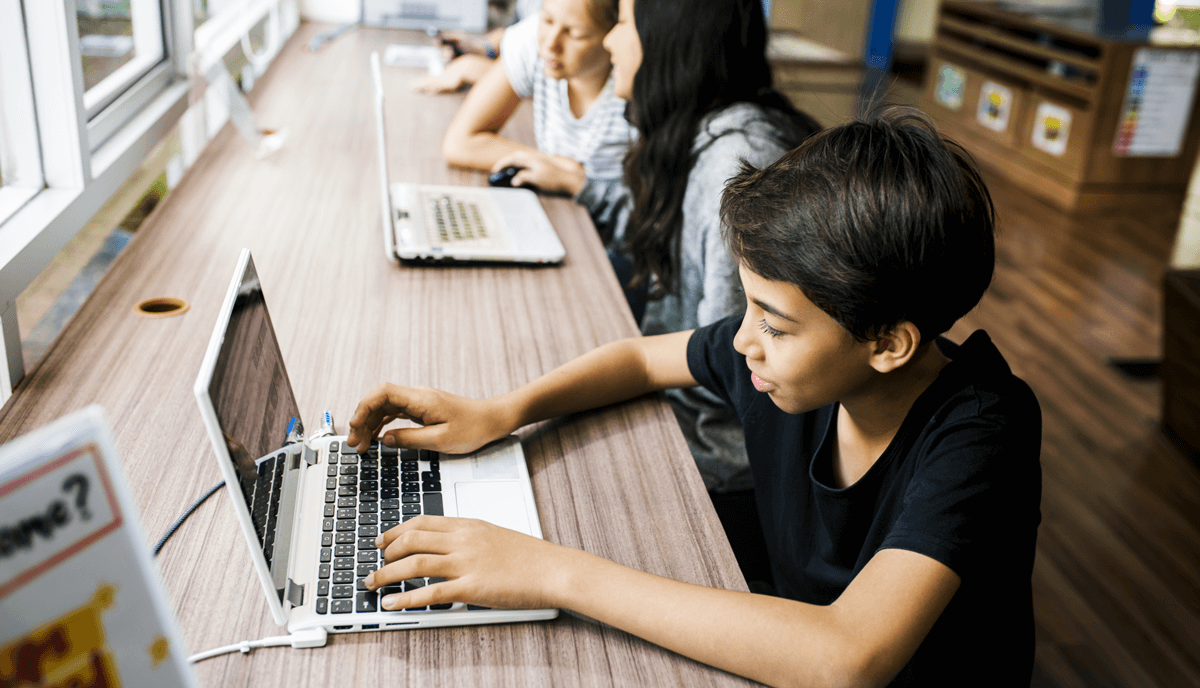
[{"left": 346, "top": 384, "right": 515, "bottom": 455}]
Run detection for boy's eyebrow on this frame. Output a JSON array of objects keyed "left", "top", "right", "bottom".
[{"left": 752, "top": 297, "right": 798, "bottom": 323}]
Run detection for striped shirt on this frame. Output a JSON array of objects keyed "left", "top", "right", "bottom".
[{"left": 501, "top": 16, "right": 635, "bottom": 181}]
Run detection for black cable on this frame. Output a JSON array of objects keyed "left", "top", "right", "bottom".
[{"left": 154, "top": 481, "right": 225, "bottom": 556}]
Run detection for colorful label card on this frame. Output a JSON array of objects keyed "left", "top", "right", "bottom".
[
  {"left": 1031, "top": 101, "right": 1072, "bottom": 157},
  {"left": 977, "top": 81, "right": 1013, "bottom": 133}
]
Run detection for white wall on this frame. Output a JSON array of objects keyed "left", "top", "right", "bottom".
[{"left": 299, "top": 0, "right": 359, "bottom": 23}]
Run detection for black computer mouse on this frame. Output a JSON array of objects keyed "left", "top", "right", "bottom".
[{"left": 488, "top": 165, "right": 524, "bottom": 188}]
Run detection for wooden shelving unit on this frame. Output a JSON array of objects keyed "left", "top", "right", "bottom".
[{"left": 922, "top": 1, "right": 1200, "bottom": 211}]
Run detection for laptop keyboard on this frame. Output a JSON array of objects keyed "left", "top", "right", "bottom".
[
  {"left": 242, "top": 451, "right": 287, "bottom": 565},
  {"left": 425, "top": 196, "right": 502, "bottom": 249},
  {"left": 313, "top": 440, "right": 452, "bottom": 615}
]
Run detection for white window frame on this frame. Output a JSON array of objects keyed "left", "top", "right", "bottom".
[
  {"left": 0, "top": 0, "right": 44, "bottom": 224},
  {"left": 0, "top": 0, "right": 193, "bottom": 403}
]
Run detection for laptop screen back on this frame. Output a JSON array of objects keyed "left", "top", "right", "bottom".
[{"left": 206, "top": 257, "right": 301, "bottom": 558}]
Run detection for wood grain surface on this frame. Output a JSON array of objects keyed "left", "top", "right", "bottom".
[{"left": 0, "top": 23, "right": 757, "bottom": 688}]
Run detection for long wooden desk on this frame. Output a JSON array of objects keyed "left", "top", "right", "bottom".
[{"left": 0, "top": 22, "right": 758, "bottom": 688}]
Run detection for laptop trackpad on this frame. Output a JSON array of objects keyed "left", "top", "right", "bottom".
[{"left": 454, "top": 482, "right": 532, "bottom": 536}]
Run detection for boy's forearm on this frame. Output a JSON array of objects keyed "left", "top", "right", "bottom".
[
  {"left": 496, "top": 338, "right": 659, "bottom": 430},
  {"left": 441, "top": 131, "right": 533, "bottom": 170},
  {"left": 546, "top": 547, "right": 856, "bottom": 688}
]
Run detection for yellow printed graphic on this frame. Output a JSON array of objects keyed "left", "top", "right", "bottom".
[
  {"left": 0, "top": 584, "right": 121, "bottom": 688},
  {"left": 1044, "top": 117, "right": 1062, "bottom": 141},
  {"left": 147, "top": 637, "right": 169, "bottom": 669}
]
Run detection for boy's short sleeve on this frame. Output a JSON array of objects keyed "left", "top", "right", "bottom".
[
  {"left": 500, "top": 16, "right": 540, "bottom": 99},
  {"left": 880, "top": 387, "right": 1042, "bottom": 579},
  {"left": 686, "top": 315, "right": 746, "bottom": 411}
]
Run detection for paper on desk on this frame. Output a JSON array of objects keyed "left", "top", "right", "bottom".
[{"left": 383, "top": 44, "right": 445, "bottom": 75}]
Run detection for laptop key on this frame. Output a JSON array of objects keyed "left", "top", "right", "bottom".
[
  {"left": 316, "top": 598, "right": 329, "bottom": 614},
  {"left": 337, "top": 508, "right": 355, "bottom": 520},
  {"left": 325, "top": 490, "right": 337, "bottom": 503},
  {"left": 357, "top": 592, "right": 378, "bottom": 613},
  {"left": 357, "top": 578, "right": 369, "bottom": 591},
  {"left": 358, "top": 550, "right": 378, "bottom": 563},
  {"left": 402, "top": 515, "right": 418, "bottom": 522},
  {"left": 359, "top": 491, "right": 379, "bottom": 502},
  {"left": 357, "top": 563, "right": 377, "bottom": 577},
  {"left": 402, "top": 482, "right": 420, "bottom": 493},
  {"left": 381, "top": 498, "right": 400, "bottom": 510},
  {"left": 339, "top": 475, "right": 358, "bottom": 486},
  {"left": 335, "top": 532, "right": 355, "bottom": 544},
  {"left": 358, "top": 501, "right": 378, "bottom": 513},
  {"left": 332, "top": 585, "right": 353, "bottom": 598},
  {"left": 360, "top": 480, "right": 379, "bottom": 492},
  {"left": 335, "top": 519, "right": 356, "bottom": 531},
  {"left": 319, "top": 564, "right": 331, "bottom": 579},
  {"left": 358, "top": 525, "right": 378, "bottom": 538},
  {"left": 333, "top": 558, "right": 354, "bottom": 570},
  {"left": 338, "top": 486, "right": 357, "bottom": 497},
  {"left": 422, "top": 480, "right": 441, "bottom": 492},
  {"left": 329, "top": 441, "right": 339, "bottom": 454},
  {"left": 326, "top": 477, "right": 337, "bottom": 490},
  {"left": 358, "top": 537, "right": 378, "bottom": 549},
  {"left": 381, "top": 477, "right": 399, "bottom": 488},
  {"left": 380, "top": 444, "right": 398, "bottom": 457},
  {"left": 322, "top": 532, "right": 333, "bottom": 547},
  {"left": 381, "top": 488, "right": 399, "bottom": 499},
  {"left": 322, "top": 518, "right": 334, "bottom": 532},
  {"left": 380, "top": 585, "right": 403, "bottom": 596},
  {"left": 402, "top": 492, "right": 419, "bottom": 504},
  {"left": 401, "top": 460, "right": 418, "bottom": 471},
  {"left": 403, "top": 578, "right": 425, "bottom": 590},
  {"left": 333, "top": 570, "right": 354, "bottom": 584},
  {"left": 323, "top": 505, "right": 335, "bottom": 518},
  {"left": 340, "top": 443, "right": 358, "bottom": 454},
  {"left": 382, "top": 467, "right": 399, "bottom": 478},
  {"left": 402, "top": 504, "right": 421, "bottom": 515},
  {"left": 360, "top": 468, "right": 379, "bottom": 480},
  {"left": 341, "top": 454, "right": 359, "bottom": 465},
  {"left": 331, "top": 599, "right": 353, "bottom": 614},
  {"left": 430, "top": 603, "right": 453, "bottom": 610},
  {"left": 320, "top": 548, "right": 332, "bottom": 563},
  {"left": 422, "top": 493, "right": 443, "bottom": 516},
  {"left": 327, "top": 465, "right": 338, "bottom": 477},
  {"left": 334, "top": 544, "right": 355, "bottom": 557},
  {"left": 338, "top": 497, "right": 355, "bottom": 508},
  {"left": 381, "top": 510, "right": 400, "bottom": 522},
  {"left": 340, "top": 464, "right": 358, "bottom": 475},
  {"left": 317, "top": 580, "right": 330, "bottom": 596}
]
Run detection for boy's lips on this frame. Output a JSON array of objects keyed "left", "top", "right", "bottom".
[{"left": 750, "top": 371, "right": 772, "bottom": 392}]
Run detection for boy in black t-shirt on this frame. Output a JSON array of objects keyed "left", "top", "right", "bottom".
[{"left": 348, "top": 109, "right": 1042, "bottom": 687}]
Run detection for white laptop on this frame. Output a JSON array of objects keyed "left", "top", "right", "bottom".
[
  {"left": 372, "top": 51, "right": 566, "bottom": 264},
  {"left": 193, "top": 249, "right": 557, "bottom": 635}
]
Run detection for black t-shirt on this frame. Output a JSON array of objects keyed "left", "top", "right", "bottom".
[{"left": 687, "top": 316, "right": 1042, "bottom": 686}]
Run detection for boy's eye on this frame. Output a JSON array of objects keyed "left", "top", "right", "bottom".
[{"left": 759, "top": 319, "right": 784, "bottom": 339}]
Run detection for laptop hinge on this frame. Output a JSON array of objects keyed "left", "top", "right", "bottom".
[
  {"left": 286, "top": 579, "right": 304, "bottom": 607},
  {"left": 301, "top": 444, "right": 318, "bottom": 466}
]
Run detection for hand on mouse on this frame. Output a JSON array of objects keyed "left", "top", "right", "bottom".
[{"left": 492, "top": 151, "right": 586, "bottom": 196}]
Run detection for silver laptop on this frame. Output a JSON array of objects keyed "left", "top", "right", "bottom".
[
  {"left": 193, "top": 249, "right": 557, "bottom": 635},
  {"left": 372, "top": 51, "right": 566, "bottom": 264}
]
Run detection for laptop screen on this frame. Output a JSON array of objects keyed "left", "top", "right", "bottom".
[{"left": 206, "top": 258, "right": 301, "bottom": 557}]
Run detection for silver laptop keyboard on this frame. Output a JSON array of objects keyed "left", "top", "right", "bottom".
[
  {"left": 313, "top": 440, "right": 454, "bottom": 615},
  {"left": 425, "top": 196, "right": 502, "bottom": 249}
]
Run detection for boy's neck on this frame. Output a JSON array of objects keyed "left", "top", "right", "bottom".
[{"left": 831, "top": 342, "right": 952, "bottom": 488}]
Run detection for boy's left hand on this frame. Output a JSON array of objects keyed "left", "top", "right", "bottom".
[
  {"left": 492, "top": 151, "right": 586, "bottom": 196},
  {"left": 364, "top": 515, "right": 572, "bottom": 611}
]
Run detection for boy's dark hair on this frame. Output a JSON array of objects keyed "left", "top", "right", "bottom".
[{"left": 721, "top": 108, "right": 996, "bottom": 344}]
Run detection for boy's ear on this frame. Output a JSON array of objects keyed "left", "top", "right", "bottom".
[{"left": 868, "top": 322, "right": 921, "bottom": 373}]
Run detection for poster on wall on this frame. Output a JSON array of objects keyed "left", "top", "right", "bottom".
[
  {"left": 1031, "top": 102, "right": 1072, "bottom": 157},
  {"left": 1114, "top": 49, "right": 1200, "bottom": 157},
  {"left": 977, "top": 81, "right": 1014, "bottom": 132},
  {"left": 935, "top": 63, "right": 967, "bottom": 111},
  {"left": 0, "top": 407, "right": 199, "bottom": 688}
]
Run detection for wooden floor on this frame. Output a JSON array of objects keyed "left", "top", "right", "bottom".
[{"left": 943, "top": 164, "right": 1200, "bottom": 688}]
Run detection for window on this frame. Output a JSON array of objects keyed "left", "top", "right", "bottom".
[{"left": 0, "top": 0, "right": 43, "bottom": 224}]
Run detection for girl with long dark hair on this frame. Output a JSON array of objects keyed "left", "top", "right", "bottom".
[{"left": 593, "top": 0, "right": 820, "bottom": 495}]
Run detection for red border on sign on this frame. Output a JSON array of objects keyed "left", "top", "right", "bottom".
[{"left": 0, "top": 443, "right": 125, "bottom": 599}]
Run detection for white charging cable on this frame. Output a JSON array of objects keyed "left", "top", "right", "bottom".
[{"left": 188, "top": 627, "right": 327, "bottom": 663}]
